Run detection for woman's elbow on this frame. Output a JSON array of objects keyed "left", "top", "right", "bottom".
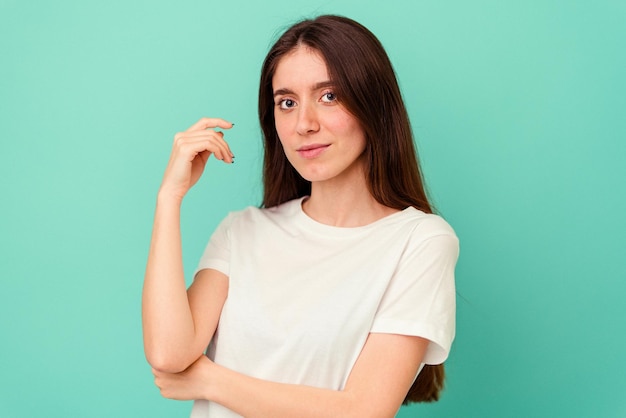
[{"left": 144, "top": 348, "right": 190, "bottom": 373}]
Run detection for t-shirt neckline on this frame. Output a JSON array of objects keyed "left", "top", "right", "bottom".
[{"left": 291, "top": 196, "right": 417, "bottom": 237}]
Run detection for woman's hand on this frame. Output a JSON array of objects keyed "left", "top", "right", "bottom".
[
  {"left": 159, "top": 117, "right": 235, "bottom": 201},
  {"left": 152, "top": 355, "right": 214, "bottom": 401}
]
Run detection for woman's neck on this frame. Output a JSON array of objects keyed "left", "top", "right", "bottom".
[{"left": 303, "top": 177, "right": 399, "bottom": 227}]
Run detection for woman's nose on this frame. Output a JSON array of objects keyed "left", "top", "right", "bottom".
[{"left": 296, "top": 102, "right": 320, "bottom": 135}]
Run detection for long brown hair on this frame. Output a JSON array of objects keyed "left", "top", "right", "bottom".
[{"left": 258, "top": 15, "right": 444, "bottom": 403}]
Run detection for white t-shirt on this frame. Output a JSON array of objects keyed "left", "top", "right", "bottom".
[{"left": 190, "top": 197, "right": 458, "bottom": 417}]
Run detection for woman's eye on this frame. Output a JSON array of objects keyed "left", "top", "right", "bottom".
[
  {"left": 279, "top": 99, "right": 296, "bottom": 110},
  {"left": 321, "top": 92, "right": 336, "bottom": 103}
]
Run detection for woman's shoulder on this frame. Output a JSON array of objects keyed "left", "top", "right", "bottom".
[
  {"left": 400, "top": 208, "right": 458, "bottom": 241},
  {"left": 223, "top": 197, "right": 304, "bottom": 225}
]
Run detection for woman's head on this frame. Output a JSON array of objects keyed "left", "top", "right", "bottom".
[
  {"left": 259, "top": 15, "right": 431, "bottom": 215},
  {"left": 271, "top": 45, "right": 369, "bottom": 186}
]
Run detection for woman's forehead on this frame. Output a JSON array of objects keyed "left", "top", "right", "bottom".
[{"left": 272, "top": 47, "right": 329, "bottom": 89}]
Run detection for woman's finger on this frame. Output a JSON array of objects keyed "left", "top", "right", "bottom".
[
  {"left": 174, "top": 129, "right": 229, "bottom": 148},
  {"left": 174, "top": 132, "right": 234, "bottom": 162},
  {"left": 185, "top": 117, "right": 234, "bottom": 133},
  {"left": 178, "top": 137, "right": 233, "bottom": 162}
]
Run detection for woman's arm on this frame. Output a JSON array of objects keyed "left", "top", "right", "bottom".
[
  {"left": 153, "top": 332, "right": 429, "bottom": 418},
  {"left": 142, "top": 117, "right": 233, "bottom": 373}
]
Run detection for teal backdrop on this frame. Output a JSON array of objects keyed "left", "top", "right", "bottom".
[{"left": 1, "top": 0, "right": 625, "bottom": 417}]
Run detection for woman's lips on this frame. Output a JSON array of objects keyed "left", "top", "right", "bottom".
[{"left": 297, "top": 144, "right": 330, "bottom": 159}]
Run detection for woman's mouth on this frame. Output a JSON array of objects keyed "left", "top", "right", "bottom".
[{"left": 297, "top": 144, "right": 330, "bottom": 159}]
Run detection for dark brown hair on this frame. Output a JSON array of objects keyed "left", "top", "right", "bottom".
[{"left": 258, "top": 15, "right": 444, "bottom": 403}]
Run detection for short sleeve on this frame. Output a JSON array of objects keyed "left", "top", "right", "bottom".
[
  {"left": 370, "top": 221, "right": 459, "bottom": 365},
  {"left": 193, "top": 213, "right": 234, "bottom": 279}
]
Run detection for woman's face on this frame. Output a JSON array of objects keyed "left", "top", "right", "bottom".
[{"left": 272, "top": 46, "right": 367, "bottom": 184}]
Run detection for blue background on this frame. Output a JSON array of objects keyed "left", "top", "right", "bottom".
[{"left": 1, "top": 0, "right": 625, "bottom": 416}]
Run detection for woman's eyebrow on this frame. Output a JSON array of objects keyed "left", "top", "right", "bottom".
[
  {"left": 313, "top": 80, "right": 334, "bottom": 90},
  {"left": 273, "top": 81, "right": 335, "bottom": 97},
  {"left": 273, "top": 88, "right": 294, "bottom": 97}
]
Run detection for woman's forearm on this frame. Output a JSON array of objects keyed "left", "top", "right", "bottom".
[
  {"left": 142, "top": 193, "right": 196, "bottom": 372},
  {"left": 204, "top": 333, "right": 425, "bottom": 418},
  {"left": 206, "top": 361, "right": 361, "bottom": 418}
]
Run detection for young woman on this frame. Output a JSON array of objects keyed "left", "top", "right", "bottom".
[{"left": 143, "top": 15, "right": 459, "bottom": 418}]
